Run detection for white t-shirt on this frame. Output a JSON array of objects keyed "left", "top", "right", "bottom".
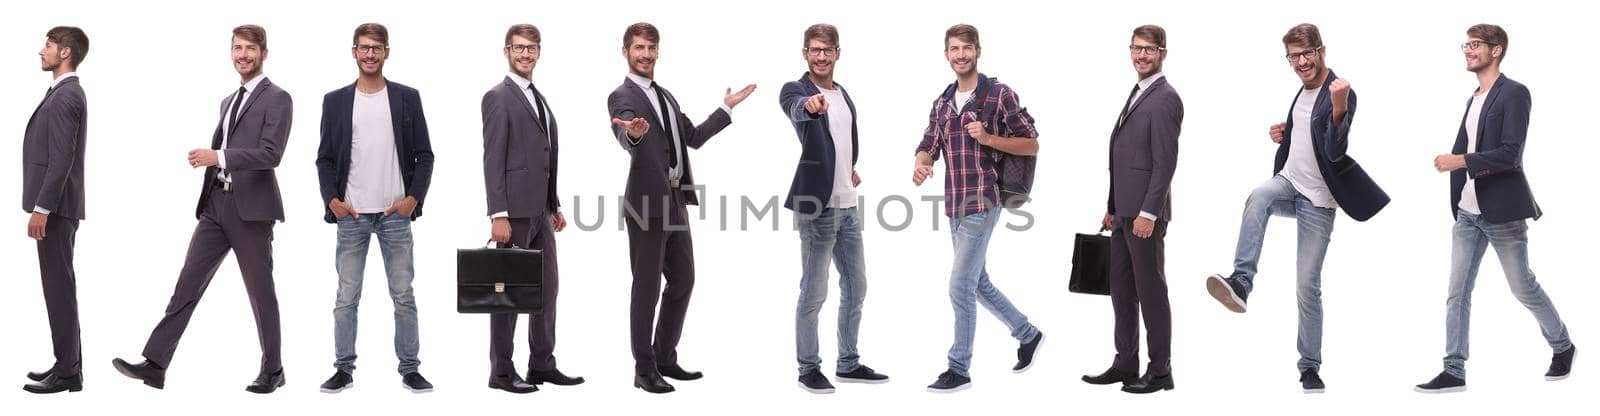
[
  {"left": 819, "top": 86, "right": 856, "bottom": 208},
  {"left": 347, "top": 87, "right": 406, "bottom": 214},
  {"left": 954, "top": 89, "right": 976, "bottom": 113},
  {"left": 1459, "top": 87, "right": 1491, "bottom": 215},
  {"left": 1279, "top": 87, "right": 1337, "bottom": 209}
]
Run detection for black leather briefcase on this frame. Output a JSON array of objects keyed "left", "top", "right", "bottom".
[
  {"left": 1068, "top": 232, "right": 1112, "bottom": 296},
  {"left": 457, "top": 241, "right": 543, "bottom": 313}
]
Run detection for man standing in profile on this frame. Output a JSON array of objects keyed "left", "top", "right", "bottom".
[
  {"left": 22, "top": 26, "right": 89, "bottom": 394},
  {"left": 1083, "top": 24, "right": 1182, "bottom": 395},
  {"left": 314, "top": 22, "right": 436, "bottom": 394},
  {"left": 1203, "top": 23, "right": 1388, "bottom": 394},
  {"left": 480, "top": 23, "right": 585, "bottom": 394},
  {"left": 911, "top": 24, "right": 1044, "bottom": 394},
  {"left": 1414, "top": 23, "right": 1575, "bottom": 394},
  {"left": 778, "top": 23, "right": 890, "bottom": 394},
  {"left": 606, "top": 22, "right": 755, "bottom": 394},
  {"left": 113, "top": 24, "right": 293, "bottom": 394}
]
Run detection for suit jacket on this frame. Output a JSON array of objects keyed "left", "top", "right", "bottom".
[
  {"left": 197, "top": 77, "right": 292, "bottom": 222},
  {"left": 607, "top": 77, "right": 732, "bottom": 218},
  {"left": 482, "top": 76, "right": 560, "bottom": 219},
  {"left": 22, "top": 77, "right": 88, "bottom": 219},
  {"left": 315, "top": 80, "right": 435, "bottom": 223},
  {"left": 1449, "top": 74, "right": 1540, "bottom": 224},
  {"left": 1107, "top": 76, "right": 1182, "bottom": 221},
  {"left": 779, "top": 72, "right": 858, "bottom": 215},
  {"left": 1273, "top": 70, "right": 1389, "bottom": 222}
]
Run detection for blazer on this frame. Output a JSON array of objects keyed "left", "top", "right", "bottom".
[
  {"left": 197, "top": 77, "right": 292, "bottom": 222},
  {"left": 315, "top": 80, "right": 435, "bottom": 223},
  {"left": 1449, "top": 74, "right": 1541, "bottom": 224},
  {"left": 1273, "top": 70, "right": 1389, "bottom": 222},
  {"left": 607, "top": 77, "right": 732, "bottom": 218},
  {"left": 779, "top": 72, "right": 858, "bottom": 216},
  {"left": 1107, "top": 76, "right": 1183, "bottom": 221},
  {"left": 21, "top": 77, "right": 87, "bottom": 219},
  {"left": 482, "top": 76, "right": 560, "bottom": 219}
]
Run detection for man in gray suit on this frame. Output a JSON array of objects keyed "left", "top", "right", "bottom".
[
  {"left": 113, "top": 25, "right": 292, "bottom": 394},
  {"left": 605, "top": 22, "right": 755, "bottom": 394},
  {"left": 1083, "top": 25, "right": 1183, "bottom": 395},
  {"left": 21, "top": 26, "right": 89, "bottom": 395},
  {"left": 479, "top": 23, "right": 584, "bottom": 394}
]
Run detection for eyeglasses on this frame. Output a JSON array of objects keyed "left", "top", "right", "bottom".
[
  {"left": 353, "top": 44, "right": 389, "bottom": 55},
  {"left": 1129, "top": 45, "right": 1165, "bottom": 56},
  {"left": 507, "top": 44, "right": 541, "bottom": 55},
  {"left": 804, "top": 47, "right": 838, "bottom": 57},
  {"left": 1460, "top": 40, "right": 1497, "bottom": 51},
  {"left": 1285, "top": 46, "right": 1321, "bottom": 63}
]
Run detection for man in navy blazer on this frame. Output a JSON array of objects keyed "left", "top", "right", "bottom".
[
  {"left": 1415, "top": 24, "right": 1573, "bottom": 394},
  {"left": 313, "top": 23, "right": 435, "bottom": 394},
  {"left": 778, "top": 24, "right": 889, "bottom": 395},
  {"left": 1204, "top": 24, "right": 1388, "bottom": 394}
]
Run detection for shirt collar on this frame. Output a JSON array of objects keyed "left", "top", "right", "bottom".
[
  {"left": 1136, "top": 72, "right": 1164, "bottom": 92},
  {"left": 627, "top": 72, "right": 654, "bottom": 90},
  {"left": 50, "top": 72, "right": 78, "bottom": 89},
  {"left": 240, "top": 73, "right": 266, "bottom": 93},
  {"left": 507, "top": 71, "right": 533, "bottom": 90}
]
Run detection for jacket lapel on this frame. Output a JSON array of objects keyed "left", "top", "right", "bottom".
[
  {"left": 386, "top": 80, "right": 407, "bottom": 153},
  {"left": 1474, "top": 75, "right": 1507, "bottom": 153},
  {"left": 229, "top": 78, "right": 271, "bottom": 137}
]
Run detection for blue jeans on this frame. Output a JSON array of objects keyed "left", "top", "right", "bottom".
[
  {"left": 795, "top": 207, "right": 868, "bottom": 374},
  {"left": 333, "top": 213, "right": 420, "bottom": 375},
  {"left": 1443, "top": 212, "right": 1571, "bottom": 378},
  {"left": 1229, "top": 176, "right": 1335, "bottom": 371},
  {"left": 946, "top": 210, "right": 1039, "bottom": 376}
]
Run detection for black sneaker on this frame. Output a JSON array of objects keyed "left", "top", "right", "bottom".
[
  {"left": 1547, "top": 345, "right": 1576, "bottom": 381},
  {"left": 1013, "top": 332, "right": 1044, "bottom": 373},
  {"left": 926, "top": 370, "right": 971, "bottom": 393},
  {"left": 1206, "top": 274, "right": 1249, "bottom": 313},
  {"left": 402, "top": 372, "right": 434, "bottom": 393},
  {"left": 1299, "top": 369, "right": 1325, "bottom": 394},
  {"left": 1415, "top": 371, "right": 1466, "bottom": 393},
  {"left": 836, "top": 365, "right": 889, "bottom": 384},
  {"left": 319, "top": 371, "right": 353, "bottom": 393},
  {"left": 797, "top": 369, "right": 835, "bottom": 394}
]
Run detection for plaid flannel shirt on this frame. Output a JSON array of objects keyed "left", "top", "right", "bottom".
[{"left": 915, "top": 76, "right": 1038, "bottom": 218}]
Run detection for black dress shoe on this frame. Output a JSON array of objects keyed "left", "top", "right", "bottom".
[
  {"left": 245, "top": 369, "right": 285, "bottom": 394},
  {"left": 23, "top": 373, "right": 82, "bottom": 394},
  {"left": 111, "top": 358, "right": 166, "bottom": 389},
  {"left": 26, "top": 370, "right": 50, "bottom": 382},
  {"left": 656, "top": 363, "right": 703, "bottom": 381},
  {"left": 634, "top": 371, "right": 675, "bottom": 394},
  {"left": 488, "top": 373, "right": 539, "bottom": 394},
  {"left": 1082, "top": 366, "right": 1139, "bottom": 386},
  {"left": 527, "top": 368, "right": 585, "bottom": 386},
  {"left": 1121, "top": 371, "right": 1174, "bottom": 394}
]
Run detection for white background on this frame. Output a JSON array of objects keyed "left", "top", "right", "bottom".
[{"left": 2, "top": 0, "right": 1592, "bottom": 414}]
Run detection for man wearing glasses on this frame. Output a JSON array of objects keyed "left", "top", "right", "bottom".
[
  {"left": 480, "top": 23, "right": 585, "bottom": 394},
  {"left": 778, "top": 23, "right": 890, "bottom": 394},
  {"left": 313, "top": 22, "right": 435, "bottom": 394},
  {"left": 1414, "top": 24, "right": 1575, "bottom": 394},
  {"left": 1203, "top": 23, "right": 1388, "bottom": 394},
  {"left": 913, "top": 24, "right": 1044, "bottom": 394},
  {"left": 1082, "top": 24, "right": 1182, "bottom": 395}
]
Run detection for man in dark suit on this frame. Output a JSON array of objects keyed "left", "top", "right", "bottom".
[
  {"left": 1415, "top": 24, "right": 1574, "bottom": 394},
  {"left": 479, "top": 23, "right": 585, "bottom": 395},
  {"left": 778, "top": 24, "right": 890, "bottom": 395},
  {"left": 1083, "top": 25, "right": 1182, "bottom": 395},
  {"left": 1203, "top": 23, "right": 1388, "bottom": 394},
  {"left": 605, "top": 22, "right": 755, "bottom": 394},
  {"left": 313, "top": 23, "right": 435, "bottom": 394},
  {"left": 113, "top": 25, "right": 292, "bottom": 394},
  {"left": 21, "top": 26, "right": 89, "bottom": 395}
]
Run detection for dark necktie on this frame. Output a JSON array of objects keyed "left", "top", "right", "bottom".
[
  {"left": 528, "top": 83, "right": 550, "bottom": 136},
  {"left": 225, "top": 86, "right": 246, "bottom": 142},
  {"left": 1116, "top": 85, "right": 1141, "bottom": 128},
  {"left": 652, "top": 83, "right": 679, "bottom": 169}
]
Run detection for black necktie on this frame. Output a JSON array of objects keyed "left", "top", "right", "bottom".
[
  {"left": 652, "top": 83, "right": 679, "bottom": 169},
  {"left": 225, "top": 86, "right": 246, "bottom": 143},
  {"left": 1116, "top": 85, "right": 1141, "bottom": 127},
  {"left": 528, "top": 83, "right": 550, "bottom": 135}
]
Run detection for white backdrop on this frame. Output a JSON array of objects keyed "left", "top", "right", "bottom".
[{"left": 2, "top": 0, "right": 1592, "bottom": 414}]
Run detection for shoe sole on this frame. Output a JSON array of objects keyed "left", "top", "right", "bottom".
[
  {"left": 1414, "top": 385, "right": 1467, "bottom": 394},
  {"left": 1013, "top": 335, "right": 1045, "bottom": 373},
  {"left": 1303, "top": 387, "right": 1325, "bottom": 394},
  {"left": 320, "top": 383, "right": 352, "bottom": 394},
  {"left": 1206, "top": 275, "right": 1247, "bottom": 313},
  {"left": 926, "top": 383, "right": 971, "bottom": 393},
  {"left": 633, "top": 383, "right": 675, "bottom": 394},
  {"left": 836, "top": 376, "right": 890, "bottom": 384},
  {"left": 404, "top": 385, "right": 434, "bottom": 393},
  {"left": 796, "top": 382, "right": 835, "bottom": 394}
]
